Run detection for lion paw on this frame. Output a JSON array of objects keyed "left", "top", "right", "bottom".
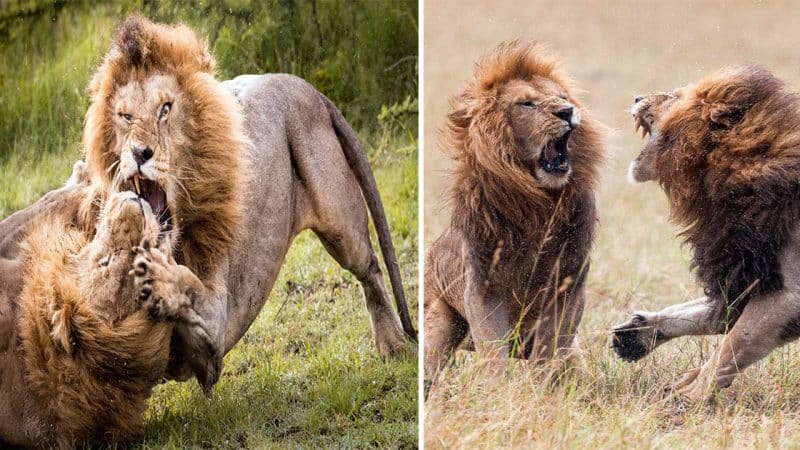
[
  {"left": 131, "top": 239, "right": 190, "bottom": 321},
  {"left": 611, "top": 312, "right": 661, "bottom": 362}
]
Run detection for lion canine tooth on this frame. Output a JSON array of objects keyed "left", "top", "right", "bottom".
[{"left": 133, "top": 174, "right": 141, "bottom": 194}]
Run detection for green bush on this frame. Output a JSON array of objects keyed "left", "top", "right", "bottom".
[{"left": 0, "top": 0, "right": 417, "bottom": 162}]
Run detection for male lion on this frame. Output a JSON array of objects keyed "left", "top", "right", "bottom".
[
  {"left": 1, "top": 16, "right": 415, "bottom": 392},
  {"left": 424, "top": 41, "right": 604, "bottom": 381},
  {"left": 1, "top": 188, "right": 210, "bottom": 448},
  {"left": 613, "top": 65, "right": 800, "bottom": 402}
]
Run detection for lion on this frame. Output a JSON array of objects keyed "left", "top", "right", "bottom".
[
  {"left": 424, "top": 41, "right": 604, "bottom": 382},
  {"left": 0, "top": 187, "right": 212, "bottom": 448},
  {"left": 0, "top": 16, "right": 415, "bottom": 393},
  {"left": 612, "top": 65, "right": 800, "bottom": 402}
]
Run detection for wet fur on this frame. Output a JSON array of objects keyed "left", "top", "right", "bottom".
[
  {"left": 425, "top": 41, "right": 604, "bottom": 379},
  {"left": 614, "top": 65, "right": 800, "bottom": 401}
]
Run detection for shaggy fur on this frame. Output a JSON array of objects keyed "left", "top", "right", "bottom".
[
  {"left": 425, "top": 41, "right": 604, "bottom": 381},
  {"left": 1, "top": 191, "right": 209, "bottom": 448},
  {"left": 80, "top": 16, "right": 249, "bottom": 389},
  {"left": 613, "top": 65, "right": 800, "bottom": 401},
  {"left": 74, "top": 16, "right": 414, "bottom": 390},
  {"left": 83, "top": 16, "right": 247, "bottom": 279}
]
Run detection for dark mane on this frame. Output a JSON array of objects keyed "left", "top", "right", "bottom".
[{"left": 656, "top": 65, "right": 800, "bottom": 323}]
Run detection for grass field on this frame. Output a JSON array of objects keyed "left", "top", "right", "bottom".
[
  {"left": 423, "top": 1, "right": 800, "bottom": 447},
  {"left": 0, "top": 3, "right": 417, "bottom": 448}
]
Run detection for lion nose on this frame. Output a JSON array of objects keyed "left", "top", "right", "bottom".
[
  {"left": 131, "top": 145, "right": 154, "bottom": 165},
  {"left": 634, "top": 95, "right": 644, "bottom": 104},
  {"left": 554, "top": 106, "right": 573, "bottom": 123}
]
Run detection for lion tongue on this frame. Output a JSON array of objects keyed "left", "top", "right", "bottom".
[{"left": 543, "top": 142, "right": 558, "bottom": 163}]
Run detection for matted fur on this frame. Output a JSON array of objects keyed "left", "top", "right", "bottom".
[
  {"left": 640, "top": 65, "right": 800, "bottom": 318},
  {"left": 425, "top": 41, "right": 605, "bottom": 379},
  {"left": 613, "top": 65, "right": 800, "bottom": 401},
  {"left": 83, "top": 16, "right": 247, "bottom": 279},
  {"left": 446, "top": 41, "right": 603, "bottom": 245}
]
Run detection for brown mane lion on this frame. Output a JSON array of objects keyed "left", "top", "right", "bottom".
[
  {"left": 424, "top": 41, "right": 604, "bottom": 381},
  {"left": 2, "top": 188, "right": 211, "bottom": 448},
  {"left": 613, "top": 65, "right": 800, "bottom": 402},
  {"left": 0, "top": 15, "right": 415, "bottom": 400}
]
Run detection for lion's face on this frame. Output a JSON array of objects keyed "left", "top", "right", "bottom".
[
  {"left": 502, "top": 78, "right": 581, "bottom": 189},
  {"left": 109, "top": 74, "right": 188, "bottom": 238},
  {"left": 627, "top": 89, "right": 682, "bottom": 183},
  {"left": 80, "top": 191, "right": 161, "bottom": 309}
]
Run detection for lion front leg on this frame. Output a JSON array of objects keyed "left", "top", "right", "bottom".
[
  {"left": 611, "top": 295, "right": 726, "bottom": 362},
  {"left": 131, "top": 239, "right": 221, "bottom": 392},
  {"left": 672, "top": 290, "right": 797, "bottom": 403}
]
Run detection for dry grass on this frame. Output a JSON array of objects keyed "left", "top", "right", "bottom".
[{"left": 423, "top": 0, "right": 800, "bottom": 447}]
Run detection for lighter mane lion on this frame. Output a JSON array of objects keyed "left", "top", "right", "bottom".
[
  {"left": 614, "top": 65, "right": 800, "bottom": 402},
  {"left": 2, "top": 189, "right": 210, "bottom": 448},
  {"left": 424, "top": 41, "right": 604, "bottom": 382},
  {"left": 83, "top": 16, "right": 248, "bottom": 279}
]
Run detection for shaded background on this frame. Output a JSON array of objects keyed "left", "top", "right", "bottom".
[
  {"left": 0, "top": 1, "right": 418, "bottom": 448},
  {"left": 0, "top": 0, "right": 417, "bottom": 214},
  {"left": 424, "top": 1, "right": 800, "bottom": 447}
]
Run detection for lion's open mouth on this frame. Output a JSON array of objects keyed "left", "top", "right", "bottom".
[
  {"left": 539, "top": 130, "right": 571, "bottom": 174},
  {"left": 129, "top": 174, "right": 173, "bottom": 233},
  {"left": 634, "top": 115, "right": 651, "bottom": 139}
]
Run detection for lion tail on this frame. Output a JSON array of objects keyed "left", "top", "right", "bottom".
[{"left": 319, "top": 94, "right": 417, "bottom": 343}]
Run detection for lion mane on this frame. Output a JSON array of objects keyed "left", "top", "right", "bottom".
[
  {"left": 82, "top": 16, "right": 248, "bottom": 278},
  {"left": 652, "top": 65, "right": 800, "bottom": 320},
  {"left": 446, "top": 41, "right": 603, "bottom": 247},
  {"left": 424, "top": 41, "right": 605, "bottom": 376}
]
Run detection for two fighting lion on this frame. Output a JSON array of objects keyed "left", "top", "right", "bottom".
[
  {"left": 0, "top": 16, "right": 414, "bottom": 447},
  {"left": 426, "top": 42, "right": 800, "bottom": 404}
]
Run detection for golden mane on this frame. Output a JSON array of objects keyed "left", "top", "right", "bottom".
[
  {"left": 82, "top": 16, "right": 248, "bottom": 277},
  {"left": 445, "top": 40, "right": 603, "bottom": 244}
]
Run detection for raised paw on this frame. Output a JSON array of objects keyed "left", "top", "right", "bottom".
[
  {"left": 130, "top": 239, "right": 190, "bottom": 321},
  {"left": 611, "top": 312, "right": 663, "bottom": 362}
]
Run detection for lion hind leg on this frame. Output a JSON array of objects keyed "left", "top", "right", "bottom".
[
  {"left": 312, "top": 220, "right": 410, "bottom": 357},
  {"left": 424, "top": 293, "right": 468, "bottom": 383}
]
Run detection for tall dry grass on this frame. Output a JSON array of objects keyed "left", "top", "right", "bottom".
[{"left": 423, "top": 1, "right": 800, "bottom": 447}]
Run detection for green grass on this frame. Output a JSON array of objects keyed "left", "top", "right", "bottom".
[
  {"left": 1, "top": 2, "right": 417, "bottom": 448},
  {"left": 138, "top": 151, "right": 417, "bottom": 449},
  {"left": 1, "top": 137, "right": 418, "bottom": 449}
]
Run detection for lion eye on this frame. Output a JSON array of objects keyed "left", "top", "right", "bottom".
[
  {"left": 520, "top": 100, "right": 537, "bottom": 108},
  {"left": 118, "top": 112, "right": 132, "bottom": 123},
  {"left": 159, "top": 102, "right": 172, "bottom": 120}
]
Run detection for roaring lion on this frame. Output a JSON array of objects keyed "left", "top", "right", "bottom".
[
  {"left": 1, "top": 186, "right": 211, "bottom": 448},
  {"left": 424, "top": 41, "right": 604, "bottom": 380},
  {"left": 0, "top": 16, "right": 415, "bottom": 393},
  {"left": 613, "top": 65, "right": 800, "bottom": 402}
]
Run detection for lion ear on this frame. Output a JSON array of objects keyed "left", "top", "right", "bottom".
[{"left": 709, "top": 103, "right": 746, "bottom": 130}]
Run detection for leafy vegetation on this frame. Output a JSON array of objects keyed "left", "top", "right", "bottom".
[{"left": 0, "top": 1, "right": 417, "bottom": 447}]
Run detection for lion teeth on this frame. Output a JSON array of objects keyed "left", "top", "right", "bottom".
[{"left": 133, "top": 174, "right": 141, "bottom": 195}]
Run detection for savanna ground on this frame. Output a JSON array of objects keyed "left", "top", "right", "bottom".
[
  {"left": 1, "top": 1, "right": 417, "bottom": 448},
  {"left": 423, "top": 1, "right": 800, "bottom": 447}
]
